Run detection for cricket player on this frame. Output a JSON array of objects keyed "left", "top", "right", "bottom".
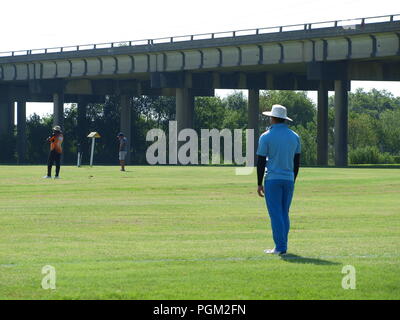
[
  {"left": 43, "top": 125, "right": 64, "bottom": 179},
  {"left": 117, "top": 132, "right": 128, "bottom": 171},
  {"left": 256, "top": 105, "right": 301, "bottom": 255}
]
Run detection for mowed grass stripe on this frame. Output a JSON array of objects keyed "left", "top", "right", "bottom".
[{"left": 0, "top": 166, "right": 399, "bottom": 299}]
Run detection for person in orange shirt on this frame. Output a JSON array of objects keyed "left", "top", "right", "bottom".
[{"left": 43, "top": 125, "right": 64, "bottom": 179}]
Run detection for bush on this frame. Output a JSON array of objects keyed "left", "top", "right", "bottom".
[
  {"left": 393, "top": 156, "right": 400, "bottom": 164},
  {"left": 349, "top": 146, "right": 395, "bottom": 164}
]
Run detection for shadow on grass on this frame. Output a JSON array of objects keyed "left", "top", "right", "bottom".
[{"left": 280, "top": 254, "right": 340, "bottom": 266}]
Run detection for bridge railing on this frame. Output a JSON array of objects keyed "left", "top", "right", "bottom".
[{"left": 0, "top": 13, "right": 399, "bottom": 58}]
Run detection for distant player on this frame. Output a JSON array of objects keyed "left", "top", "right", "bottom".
[
  {"left": 117, "top": 132, "right": 128, "bottom": 171},
  {"left": 43, "top": 125, "right": 64, "bottom": 179}
]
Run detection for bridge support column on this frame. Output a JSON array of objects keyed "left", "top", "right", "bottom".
[
  {"left": 0, "top": 100, "right": 15, "bottom": 162},
  {"left": 248, "top": 89, "right": 259, "bottom": 165},
  {"left": 120, "top": 95, "right": 132, "bottom": 164},
  {"left": 176, "top": 88, "right": 194, "bottom": 133},
  {"left": 53, "top": 92, "right": 64, "bottom": 129},
  {"left": 17, "top": 101, "right": 27, "bottom": 164},
  {"left": 0, "top": 101, "right": 14, "bottom": 137},
  {"left": 334, "top": 80, "right": 348, "bottom": 167},
  {"left": 317, "top": 81, "right": 329, "bottom": 166},
  {"left": 77, "top": 97, "right": 88, "bottom": 158}
]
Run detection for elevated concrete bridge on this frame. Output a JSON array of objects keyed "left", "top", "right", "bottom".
[{"left": 1, "top": 14, "right": 399, "bottom": 165}]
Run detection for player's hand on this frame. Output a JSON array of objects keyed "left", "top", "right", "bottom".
[{"left": 257, "top": 185, "right": 264, "bottom": 197}]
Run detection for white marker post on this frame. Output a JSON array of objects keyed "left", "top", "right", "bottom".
[
  {"left": 77, "top": 152, "right": 81, "bottom": 167},
  {"left": 76, "top": 144, "right": 83, "bottom": 167},
  {"left": 87, "top": 132, "right": 101, "bottom": 167}
]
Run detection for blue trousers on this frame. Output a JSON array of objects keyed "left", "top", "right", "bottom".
[{"left": 264, "top": 179, "right": 295, "bottom": 252}]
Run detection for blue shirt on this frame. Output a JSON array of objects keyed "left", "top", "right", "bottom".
[
  {"left": 256, "top": 123, "right": 301, "bottom": 181},
  {"left": 119, "top": 137, "right": 128, "bottom": 151}
]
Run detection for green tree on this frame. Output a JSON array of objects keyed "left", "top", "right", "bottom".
[
  {"left": 349, "top": 88, "right": 400, "bottom": 118},
  {"left": 348, "top": 112, "right": 378, "bottom": 150},
  {"left": 16, "top": 88, "right": 400, "bottom": 166},
  {"left": 194, "top": 96, "right": 226, "bottom": 131},
  {"left": 222, "top": 91, "right": 247, "bottom": 130},
  {"left": 379, "top": 109, "right": 400, "bottom": 154},
  {"left": 25, "top": 114, "right": 52, "bottom": 164},
  {"left": 292, "top": 122, "right": 317, "bottom": 166},
  {"left": 225, "top": 90, "right": 247, "bottom": 111},
  {"left": 328, "top": 88, "right": 400, "bottom": 163},
  {"left": 260, "top": 90, "right": 316, "bottom": 128},
  {"left": 131, "top": 96, "right": 175, "bottom": 164}
]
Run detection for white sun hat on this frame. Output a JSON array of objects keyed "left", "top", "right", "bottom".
[{"left": 262, "top": 104, "right": 292, "bottom": 121}]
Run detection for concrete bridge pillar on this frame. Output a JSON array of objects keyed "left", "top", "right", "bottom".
[
  {"left": 17, "top": 101, "right": 27, "bottom": 163},
  {"left": 0, "top": 101, "right": 14, "bottom": 137},
  {"left": 175, "top": 88, "right": 194, "bottom": 165},
  {"left": 120, "top": 95, "right": 132, "bottom": 163},
  {"left": 77, "top": 97, "right": 88, "bottom": 157},
  {"left": 176, "top": 88, "right": 194, "bottom": 133},
  {"left": 0, "top": 100, "right": 15, "bottom": 162},
  {"left": 317, "top": 81, "right": 329, "bottom": 166},
  {"left": 334, "top": 80, "right": 349, "bottom": 166},
  {"left": 53, "top": 92, "right": 64, "bottom": 129},
  {"left": 248, "top": 89, "right": 259, "bottom": 165}
]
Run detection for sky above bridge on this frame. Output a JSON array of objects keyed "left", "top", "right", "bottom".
[{"left": 1, "top": 0, "right": 399, "bottom": 117}]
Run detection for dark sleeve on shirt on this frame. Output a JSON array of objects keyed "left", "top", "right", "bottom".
[
  {"left": 294, "top": 153, "right": 300, "bottom": 182},
  {"left": 257, "top": 156, "right": 267, "bottom": 186}
]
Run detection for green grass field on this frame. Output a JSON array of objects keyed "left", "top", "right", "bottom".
[{"left": 0, "top": 165, "right": 399, "bottom": 300}]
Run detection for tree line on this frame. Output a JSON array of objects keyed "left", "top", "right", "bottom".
[{"left": 0, "top": 88, "right": 399, "bottom": 165}]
